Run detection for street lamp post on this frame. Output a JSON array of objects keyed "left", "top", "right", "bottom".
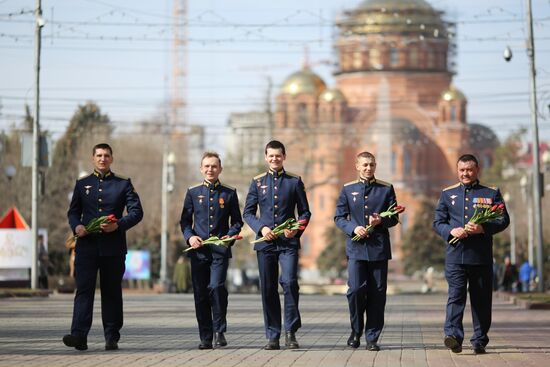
[
  {"left": 526, "top": 0, "right": 544, "bottom": 292},
  {"left": 520, "top": 175, "right": 534, "bottom": 267},
  {"left": 503, "top": 192, "right": 516, "bottom": 264},
  {"left": 31, "top": 0, "right": 44, "bottom": 289}
]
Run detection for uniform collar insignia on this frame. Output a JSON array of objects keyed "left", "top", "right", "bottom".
[
  {"left": 461, "top": 180, "right": 479, "bottom": 189},
  {"left": 203, "top": 180, "right": 220, "bottom": 188},
  {"left": 268, "top": 168, "right": 284, "bottom": 176},
  {"left": 93, "top": 170, "right": 112, "bottom": 178},
  {"left": 359, "top": 176, "right": 375, "bottom": 185}
]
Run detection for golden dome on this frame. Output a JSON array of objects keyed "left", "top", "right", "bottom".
[
  {"left": 339, "top": 0, "right": 447, "bottom": 38},
  {"left": 319, "top": 88, "right": 346, "bottom": 103},
  {"left": 441, "top": 85, "right": 466, "bottom": 102},
  {"left": 281, "top": 67, "right": 327, "bottom": 96}
]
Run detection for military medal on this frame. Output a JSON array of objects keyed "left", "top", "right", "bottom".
[
  {"left": 198, "top": 195, "right": 205, "bottom": 204},
  {"left": 219, "top": 197, "right": 225, "bottom": 208},
  {"left": 351, "top": 192, "right": 359, "bottom": 202},
  {"left": 260, "top": 185, "right": 268, "bottom": 195},
  {"left": 84, "top": 185, "right": 92, "bottom": 195}
]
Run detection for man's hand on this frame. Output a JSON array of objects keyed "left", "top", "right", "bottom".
[
  {"left": 261, "top": 227, "right": 278, "bottom": 241},
  {"left": 284, "top": 229, "right": 298, "bottom": 238},
  {"left": 353, "top": 226, "right": 368, "bottom": 239},
  {"left": 369, "top": 213, "right": 382, "bottom": 227},
  {"left": 75, "top": 225, "right": 88, "bottom": 238},
  {"left": 465, "top": 222, "right": 484, "bottom": 234},
  {"left": 450, "top": 227, "right": 469, "bottom": 239},
  {"left": 100, "top": 222, "right": 118, "bottom": 233},
  {"left": 189, "top": 236, "right": 203, "bottom": 249}
]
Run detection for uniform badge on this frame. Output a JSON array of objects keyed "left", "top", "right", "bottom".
[
  {"left": 351, "top": 192, "right": 359, "bottom": 202},
  {"left": 260, "top": 185, "right": 268, "bottom": 195},
  {"left": 84, "top": 185, "right": 92, "bottom": 195},
  {"left": 219, "top": 197, "right": 225, "bottom": 208},
  {"left": 450, "top": 194, "right": 457, "bottom": 206},
  {"left": 197, "top": 195, "right": 205, "bottom": 204}
]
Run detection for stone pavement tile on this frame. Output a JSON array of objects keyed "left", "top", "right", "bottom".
[{"left": 1, "top": 292, "right": 550, "bottom": 366}]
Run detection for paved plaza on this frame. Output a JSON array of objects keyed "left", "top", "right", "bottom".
[{"left": 1, "top": 291, "right": 549, "bottom": 366}]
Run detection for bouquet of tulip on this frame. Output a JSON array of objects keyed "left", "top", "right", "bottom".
[
  {"left": 75, "top": 214, "right": 118, "bottom": 239},
  {"left": 351, "top": 203, "right": 405, "bottom": 241},
  {"left": 183, "top": 235, "right": 243, "bottom": 252},
  {"left": 251, "top": 218, "right": 308, "bottom": 244},
  {"left": 449, "top": 203, "right": 505, "bottom": 245}
]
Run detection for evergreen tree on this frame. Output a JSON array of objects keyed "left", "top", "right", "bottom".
[
  {"left": 317, "top": 224, "right": 348, "bottom": 277},
  {"left": 401, "top": 200, "right": 446, "bottom": 275}
]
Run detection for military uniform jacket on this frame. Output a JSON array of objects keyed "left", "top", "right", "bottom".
[
  {"left": 68, "top": 170, "right": 144, "bottom": 256},
  {"left": 243, "top": 169, "right": 311, "bottom": 251},
  {"left": 180, "top": 180, "right": 243, "bottom": 260},
  {"left": 334, "top": 177, "right": 398, "bottom": 261},
  {"left": 433, "top": 181, "right": 510, "bottom": 265}
]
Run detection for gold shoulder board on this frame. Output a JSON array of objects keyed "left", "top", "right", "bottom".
[
  {"left": 285, "top": 171, "right": 300, "bottom": 178},
  {"left": 375, "top": 179, "right": 391, "bottom": 187},
  {"left": 221, "top": 183, "right": 236, "bottom": 191},
  {"left": 443, "top": 183, "right": 460, "bottom": 191}
]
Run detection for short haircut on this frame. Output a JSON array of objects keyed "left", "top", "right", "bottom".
[
  {"left": 356, "top": 151, "right": 376, "bottom": 162},
  {"left": 93, "top": 143, "right": 113, "bottom": 156},
  {"left": 265, "top": 140, "right": 286, "bottom": 155},
  {"left": 201, "top": 151, "right": 222, "bottom": 166},
  {"left": 457, "top": 154, "right": 479, "bottom": 167}
]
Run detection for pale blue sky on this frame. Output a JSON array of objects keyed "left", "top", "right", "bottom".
[{"left": 1, "top": 0, "right": 549, "bottom": 152}]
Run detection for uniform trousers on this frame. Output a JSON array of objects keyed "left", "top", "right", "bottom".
[
  {"left": 347, "top": 259, "right": 388, "bottom": 343},
  {"left": 444, "top": 263, "right": 492, "bottom": 347},
  {"left": 257, "top": 246, "right": 301, "bottom": 340},
  {"left": 71, "top": 248, "right": 125, "bottom": 342},
  {"left": 190, "top": 256, "right": 229, "bottom": 342}
]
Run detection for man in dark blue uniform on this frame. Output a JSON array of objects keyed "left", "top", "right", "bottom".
[
  {"left": 63, "top": 143, "right": 143, "bottom": 351},
  {"left": 243, "top": 140, "right": 311, "bottom": 350},
  {"left": 180, "top": 152, "right": 243, "bottom": 349},
  {"left": 433, "top": 154, "right": 509, "bottom": 355},
  {"left": 334, "top": 151, "right": 399, "bottom": 351}
]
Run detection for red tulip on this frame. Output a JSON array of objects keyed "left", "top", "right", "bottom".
[
  {"left": 498, "top": 203, "right": 505, "bottom": 209},
  {"left": 233, "top": 235, "right": 243, "bottom": 240},
  {"left": 490, "top": 205, "right": 498, "bottom": 212},
  {"left": 298, "top": 226, "right": 306, "bottom": 231}
]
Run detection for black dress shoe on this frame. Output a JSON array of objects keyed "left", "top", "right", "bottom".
[
  {"left": 366, "top": 341, "right": 380, "bottom": 351},
  {"left": 214, "top": 332, "right": 227, "bottom": 347},
  {"left": 444, "top": 335, "right": 462, "bottom": 353},
  {"left": 285, "top": 331, "right": 299, "bottom": 349},
  {"left": 264, "top": 339, "right": 280, "bottom": 350},
  {"left": 347, "top": 331, "right": 361, "bottom": 349},
  {"left": 62, "top": 334, "right": 88, "bottom": 351},
  {"left": 105, "top": 340, "right": 118, "bottom": 351},
  {"left": 473, "top": 345, "right": 486, "bottom": 354},
  {"left": 198, "top": 341, "right": 213, "bottom": 350}
]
